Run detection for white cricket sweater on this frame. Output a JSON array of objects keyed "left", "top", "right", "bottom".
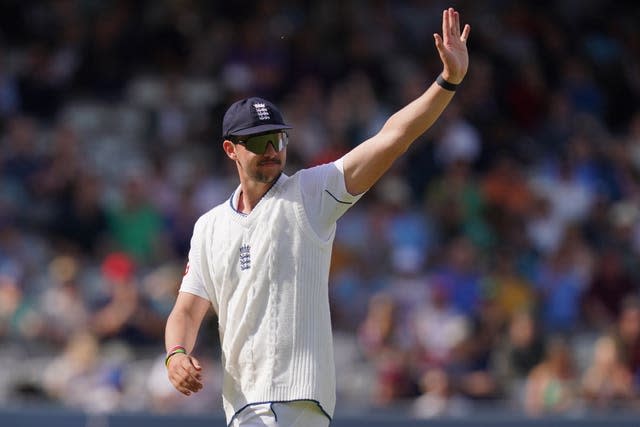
[{"left": 180, "top": 159, "right": 362, "bottom": 424}]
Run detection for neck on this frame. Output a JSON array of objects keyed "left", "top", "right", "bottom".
[{"left": 237, "top": 174, "right": 280, "bottom": 214}]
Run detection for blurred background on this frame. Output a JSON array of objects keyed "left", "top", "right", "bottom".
[{"left": 0, "top": 0, "right": 639, "bottom": 424}]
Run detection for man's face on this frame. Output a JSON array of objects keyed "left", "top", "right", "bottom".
[{"left": 226, "top": 132, "right": 288, "bottom": 184}]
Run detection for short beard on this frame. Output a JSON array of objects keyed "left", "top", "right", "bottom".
[
  {"left": 237, "top": 157, "right": 283, "bottom": 184},
  {"left": 251, "top": 168, "right": 282, "bottom": 183}
]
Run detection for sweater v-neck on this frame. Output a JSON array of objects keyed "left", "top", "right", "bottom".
[{"left": 228, "top": 173, "right": 287, "bottom": 223}]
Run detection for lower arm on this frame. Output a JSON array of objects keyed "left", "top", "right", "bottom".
[
  {"left": 384, "top": 80, "right": 455, "bottom": 146},
  {"left": 165, "top": 309, "right": 200, "bottom": 353}
]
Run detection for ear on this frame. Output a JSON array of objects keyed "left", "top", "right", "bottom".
[{"left": 222, "top": 139, "right": 237, "bottom": 160}]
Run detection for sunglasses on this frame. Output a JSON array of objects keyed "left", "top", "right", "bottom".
[{"left": 231, "top": 131, "right": 289, "bottom": 155}]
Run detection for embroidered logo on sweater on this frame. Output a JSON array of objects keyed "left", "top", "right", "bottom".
[
  {"left": 253, "top": 103, "right": 270, "bottom": 120},
  {"left": 239, "top": 244, "right": 251, "bottom": 270}
]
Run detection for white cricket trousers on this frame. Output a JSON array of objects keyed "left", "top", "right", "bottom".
[{"left": 231, "top": 400, "right": 330, "bottom": 427}]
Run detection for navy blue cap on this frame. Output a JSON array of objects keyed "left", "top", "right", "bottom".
[{"left": 222, "top": 97, "right": 292, "bottom": 137}]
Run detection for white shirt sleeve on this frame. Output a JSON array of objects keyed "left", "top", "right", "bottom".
[
  {"left": 179, "top": 217, "right": 214, "bottom": 308},
  {"left": 299, "top": 157, "right": 365, "bottom": 240}
]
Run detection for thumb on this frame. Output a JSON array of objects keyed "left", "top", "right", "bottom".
[
  {"left": 189, "top": 356, "right": 202, "bottom": 371},
  {"left": 434, "top": 33, "right": 443, "bottom": 50}
]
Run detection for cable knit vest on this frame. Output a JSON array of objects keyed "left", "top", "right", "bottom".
[{"left": 189, "top": 172, "right": 336, "bottom": 424}]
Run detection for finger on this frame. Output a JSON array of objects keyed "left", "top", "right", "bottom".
[
  {"left": 176, "top": 381, "right": 193, "bottom": 395},
  {"left": 453, "top": 10, "right": 461, "bottom": 38},
  {"left": 174, "top": 381, "right": 191, "bottom": 396},
  {"left": 178, "top": 365, "right": 203, "bottom": 390},
  {"left": 189, "top": 356, "right": 202, "bottom": 371},
  {"left": 448, "top": 8, "right": 455, "bottom": 38},
  {"left": 168, "top": 363, "right": 201, "bottom": 395},
  {"left": 170, "top": 362, "right": 201, "bottom": 390},
  {"left": 461, "top": 24, "right": 471, "bottom": 43},
  {"left": 187, "top": 358, "right": 203, "bottom": 381},
  {"left": 182, "top": 377, "right": 203, "bottom": 392},
  {"left": 169, "top": 373, "right": 196, "bottom": 395},
  {"left": 175, "top": 372, "right": 202, "bottom": 393},
  {"left": 442, "top": 9, "right": 449, "bottom": 43},
  {"left": 433, "top": 33, "right": 443, "bottom": 49},
  {"left": 179, "top": 382, "right": 197, "bottom": 395},
  {"left": 186, "top": 372, "right": 203, "bottom": 390}
]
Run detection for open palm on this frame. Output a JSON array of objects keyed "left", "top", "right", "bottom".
[{"left": 434, "top": 8, "right": 471, "bottom": 84}]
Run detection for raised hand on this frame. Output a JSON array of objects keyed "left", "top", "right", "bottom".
[{"left": 434, "top": 8, "right": 471, "bottom": 84}]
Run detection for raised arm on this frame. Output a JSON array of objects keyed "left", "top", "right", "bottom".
[
  {"left": 342, "top": 7, "right": 471, "bottom": 195},
  {"left": 165, "top": 291, "right": 211, "bottom": 395}
]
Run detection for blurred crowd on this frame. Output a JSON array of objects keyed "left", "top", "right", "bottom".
[{"left": 0, "top": 0, "right": 639, "bottom": 418}]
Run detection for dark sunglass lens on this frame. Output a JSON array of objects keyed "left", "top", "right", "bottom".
[
  {"left": 243, "top": 133, "right": 287, "bottom": 154},
  {"left": 245, "top": 138, "right": 269, "bottom": 154}
]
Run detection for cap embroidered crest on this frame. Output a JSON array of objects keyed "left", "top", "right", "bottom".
[
  {"left": 222, "top": 97, "right": 292, "bottom": 137},
  {"left": 253, "top": 103, "right": 270, "bottom": 120}
]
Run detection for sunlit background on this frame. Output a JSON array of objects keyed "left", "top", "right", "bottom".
[{"left": 0, "top": 0, "right": 639, "bottom": 425}]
